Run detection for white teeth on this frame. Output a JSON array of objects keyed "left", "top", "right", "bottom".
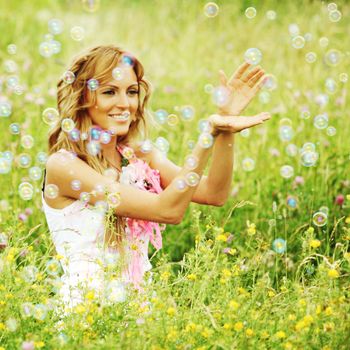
[{"left": 108, "top": 112, "right": 130, "bottom": 121}]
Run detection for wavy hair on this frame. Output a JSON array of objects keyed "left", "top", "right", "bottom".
[{"left": 48, "top": 45, "right": 153, "bottom": 253}]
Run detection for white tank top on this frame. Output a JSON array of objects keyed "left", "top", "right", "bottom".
[{"left": 41, "top": 149, "right": 152, "bottom": 311}]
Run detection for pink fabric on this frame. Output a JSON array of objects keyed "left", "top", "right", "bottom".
[{"left": 116, "top": 144, "right": 166, "bottom": 289}]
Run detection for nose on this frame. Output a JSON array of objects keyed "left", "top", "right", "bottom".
[{"left": 115, "top": 92, "right": 129, "bottom": 109}]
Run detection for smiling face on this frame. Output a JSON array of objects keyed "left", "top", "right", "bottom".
[{"left": 86, "top": 64, "right": 140, "bottom": 136}]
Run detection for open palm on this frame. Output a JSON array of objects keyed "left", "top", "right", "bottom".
[{"left": 218, "top": 62, "right": 266, "bottom": 116}]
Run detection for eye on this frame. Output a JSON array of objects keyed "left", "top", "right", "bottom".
[
  {"left": 103, "top": 90, "right": 115, "bottom": 95},
  {"left": 128, "top": 90, "right": 139, "bottom": 96}
]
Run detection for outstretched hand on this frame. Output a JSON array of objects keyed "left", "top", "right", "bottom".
[
  {"left": 218, "top": 62, "right": 266, "bottom": 116},
  {"left": 208, "top": 112, "right": 271, "bottom": 136}
]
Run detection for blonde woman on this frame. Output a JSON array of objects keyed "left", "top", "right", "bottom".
[{"left": 42, "top": 45, "right": 270, "bottom": 314}]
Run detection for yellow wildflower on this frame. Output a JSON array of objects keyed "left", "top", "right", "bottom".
[
  {"left": 268, "top": 290, "right": 276, "bottom": 297},
  {"left": 298, "top": 299, "right": 306, "bottom": 307},
  {"left": 246, "top": 221, "right": 256, "bottom": 235},
  {"left": 316, "top": 305, "right": 322, "bottom": 315},
  {"left": 187, "top": 274, "right": 197, "bottom": 281},
  {"left": 246, "top": 328, "right": 254, "bottom": 337},
  {"left": 229, "top": 300, "right": 240, "bottom": 310},
  {"left": 0, "top": 301, "right": 6, "bottom": 306},
  {"left": 234, "top": 321, "right": 244, "bottom": 331},
  {"left": 216, "top": 234, "right": 227, "bottom": 242},
  {"left": 167, "top": 307, "right": 176, "bottom": 316},
  {"left": 222, "top": 268, "right": 232, "bottom": 278},
  {"left": 327, "top": 269, "right": 339, "bottom": 278},
  {"left": 86, "top": 315, "right": 94, "bottom": 324},
  {"left": 309, "top": 239, "right": 321, "bottom": 248},
  {"left": 201, "top": 327, "right": 212, "bottom": 338},
  {"left": 160, "top": 271, "right": 170, "bottom": 281},
  {"left": 343, "top": 252, "right": 350, "bottom": 262},
  {"left": 85, "top": 291, "right": 95, "bottom": 301},
  {"left": 284, "top": 342, "right": 293, "bottom": 350},
  {"left": 75, "top": 304, "right": 86, "bottom": 314},
  {"left": 288, "top": 314, "right": 296, "bottom": 321},
  {"left": 325, "top": 306, "right": 333, "bottom": 316},
  {"left": 167, "top": 328, "right": 178, "bottom": 341},
  {"left": 275, "top": 331, "right": 286, "bottom": 339},
  {"left": 260, "top": 330, "right": 269, "bottom": 339},
  {"left": 185, "top": 322, "right": 197, "bottom": 332},
  {"left": 0, "top": 285, "right": 5, "bottom": 291},
  {"left": 55, "top": 254, "right": 64, "bottom": 260},
  {"left": 0, "top": 322, "right": 5, "bottom": 330},
  {"left": 345, "top": 216, "right": 350, "bottom": 224},
  {"left": 223, "top": 323, "right": 232, "bottom": 330},
  {"left": 346, "top": 194, "right": 350, "bottom": 201},
  {"left": 34, "top": 341, "right": 45, "bottom": 348}
]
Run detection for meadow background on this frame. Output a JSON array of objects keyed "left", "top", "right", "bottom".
[{"left": 0, "top": 0, "right": 349, "bottom": 349}]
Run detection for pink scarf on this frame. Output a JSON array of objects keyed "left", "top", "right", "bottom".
[{"left": 116, "top": 143, "right": 166, "bottom": 289}]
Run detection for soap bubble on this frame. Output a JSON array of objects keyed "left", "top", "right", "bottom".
[
  {"left": 87, "top": 140, "right": 100, "bottom": 156},
  {"left": 62, "top": 71, "right": 75, "bottom": 84},
  {"left": 120, "top": 54, "right": 135, "bottom": 67},
  {"left": 286, "top": 195, "right": 298, "bottom": 209},
  {"left": 280, "top": 165, "right": 294, "bottom": 179},
  {"left": 212, "top": 86, "right": 230, "bottom": 107},
  {"left": 80, "top": 192, "right": 90, "bottom": 204},
  {"left": 71, "top": 179, "right": 81, "bottom": 191},
  {"left": 262, "top": 74, "right": 277, "bottom": 91},
  {"left": 0, "top": 158, "right": 11, "bottom": 174},
  {"left": 0, "top": 101, "right": 12, "bottom": 117},
  {"left": 48, "top": 18, "right": 63, "bottom": 35},
  {"left": 319, "top": 206, "right": 329, "bottom": 215},
  {"left": 7, "top": 44, "right": 17, "bottom": 55},
  {"left": 21, "top": 135, "right": 34, "bottom": 149},
  {"left": 204, "top": 2, "right": 219, "bottom": 17},
  {"left": 185, "top": 172, "right": 200, "bottom": 187},
  {"left": 242, "top": 157, "right": 255, "bottom": 171},
  {"left": 167, "top": 114, "right": 179, "bottom": 126},
  {"left": 187, "top": 140, "right": 195, "bottom": 150},
  {"left": 154, "top": 109, "right": 168, "bottom": 124},
  {"left": 112, "top": 67, "right": 124, "bottom": 81},
  {"left": 29, "top": 167, "right": 42, "bottom": 181},
  {"left": 140, "top": 139, "right": 153, "bottom": 153},
  {"left": 105, "top": 279, "right": 127, "bottom": 303},
  {"left": 198, "top": 133, "right": 213, "bottom": 148},
  {"left": 304, "top": 33, "right": 313, "bottom": 42},
  {"left": 174, "top": 178, "right": 188, "bottom": 192},
  {"left": 329, "top": 10, "right": 341, "bottom": 22},
  {"left": 185, "top": 155, "right": 198, "bottom": 170},
  {"left": 325, "top": 78, "right": 337, "bottom": 94},
  {"left": 314, "top": 114, "right": 328, "bottom": 129},
  {"left": 121, "top": 147, "right": 134, "bottom": 160},
  {"left": 9, "top": 123, "right": 20, "bottom": 134},
  {"left": 300, "top": 151, "right": 318, "bottom": 167},
  {"left": 21, "top": 302, "right": 34, "bottom": 318},
  {"left": 204, "top": 84, "right": 214, "bottom": 94},
  {"left": 301, "top": 142, "right": 316, "bottom": 152},
  {"left": 21, "top": 265, "right": 38, "bottom": 283},
  {"left": 68, "top": 128, "right": 80, "bottom": 142},
  {"left": 272, "top": 238, "right": 286, "bottom": 254},
  {"left": 87, "top": 78, "right": 99, "bottom": 91},
  {"left": 45, "top": 259, "right": 61, "bottom": 276},
  {"left": 70, "top": 26, "right": 85, "bottom": 41},
  {"left": 327, "top": 3, "right": 337, "bottom": 11},
  {"left": 312, "top": 211, "right": 327, "bottom": 227},
  {"left": 292, "top": 35, "right": 305, "bottom": 49},
  {"left": 319, "top": 37, "right": 329, "bottom": 47},
  {"left": 4, "top": 60, "right": 17, "bottom": 73},
  {"left": 90, "top": 126, "right": 101, "bottom": 141},
  {"left": 326, "top": 126, "right": 336, "bottom": 136},
  {"left": 42, "top": 107, "right": 59, "bottom": 125},
  {"left": 17, "top": 153, "right": 31, "bottom": 168},
  {"left": 286, "top": 144, "right": 298, "bottom": 157},
  {"left": 324, "top": 49, "right": 342, "bottom": 66},
  {"left": 39, "top": 42, "right": 53, "bottom": 58},
  {"left": 240, "top": 129, "right": 250, "bottom": 138},
  {"left": 288, "top": 23, "right": 299, "bottom": 36},
  {"left": 82, "top": 0, "right": 100, "bottom": 12},
  {"left": 266, "top": 10, "right": 276, "bottom": 20},
  {"left": 61, "top": 118, "right": 75, "bottom": 132},
  {"left": 100, "top": 131, "right": 111, "bottom": 144},
  {"left": 180, "top": 105, "right": 195, "bottom": 121},
  {"left": 244, "top": 48, "right": 262, "bottom": 65},
  {"left": 245, "top": 7, "right": 257, "bottom": 19},
  {"left": 259, "top": 91, "right": 270, "bottom": 104},
  {"left": 45, "top": 184, "right": 59, "bottom": 199},
  {"left": 37, "top": 152, "right": 48, "bottom": 164},
  {"left": 33, "top": 304, "right": 48, "bottom": 321},
  {"left": 155, "top": 137, "right": 170, "bottom": 153},
  {"left": 279, "top": 125, "right": 293, "bottom": 142},
  {"left": 5, "top": 318, "right": 18, "bottom": 332},
  {"left": 305, "top": 52, "right": 317, "bottom": 63}
]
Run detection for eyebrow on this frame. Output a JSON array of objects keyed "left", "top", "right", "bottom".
[{"left": 103, "top": 83, "right": 139, "bottom": 89}]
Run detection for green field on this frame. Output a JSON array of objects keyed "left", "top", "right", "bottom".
[{"left": 0, "top": 0, "right": 349, "bottom": 349}]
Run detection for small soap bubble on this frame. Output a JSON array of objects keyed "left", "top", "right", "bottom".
[
  {"left": 326, "top": 126, "right": 336, "bottom": 136},
  {"left": 21, "top": 302, "right": 34, "bottom": 318},
  {"left": 29, "top": 167, "right": 42, "bottom": 181},
  {"left": 245, "top": 7, "right": 257, "bottom": 19},
  {"left": 39, "top": 41, "right": 53, "bottom": 58},
  {"left": 90, "top": 127, "right": 101, "bottom": 141},
  {"left": 70, "top": 26, "right": 85, "bottom": 41},
  {"left": 204, "top": 2, "right": 219, "bottom": 17},
  {"left": 68, "top": 128, "right": 80, "bottom": 142},
  {"left": 304, "top": 33, "right": 313, "bottom": 42},
  {"left": 5, "top": 318, "right": 18, "bottom": 332},
  {"left": 314, "top": 114, "right": 328, "bottom": 129},
  {"left": 19, "top": 182, "right": 34, "bottom": 201},
  {"left": 21, "top": 265, "right": 38, "bottom": 283},
  {"left": 62, "top": 71, "right": 75, "bottom": 84},
  {"left": 325, "top": 49, "right": 342, "bottom": 67},
  {"left": 45, "top": 184, "right": 59, "bottom": 199},
  {"left": 242, "top": 157, "right": 255, "bottom": 171},
  {"left": 42, "top": 107, "right": 59, "bottom": 125},
  {"left": 174, "top": 178, "right": 187, "bottom": 192},
  {"left": 21, "top": 135, "right": 34, "bottom": 149},
  {"left": 204, "top": 83, "right": 214, "bottom": 94},
  {"left": 4, "top": 60, "right": 18, "bottom": 73},
  {"left": 107, "top": 192, "right": 121, "bottom": 208},
  {"left": 121, "top": 147, "right": 134, "bottom": 160},
  {"left": 0, "top": 101, "right": 12, "bottom": 117},
  {"left": 33, "top": 304, "right": 48, "bottom": 321},
  {"left": 301, "top": 142, "right": 316, "bottom": 152},
  {"left": 82, "top": 0, "right": 100, "bottom": 12},
  {"left": 187, "top": 140, "right": 195, "bottom": 150},
  {"left": 100, "top": 131, "right": 112, "bottom": 144},
  {"left": 50, "top": 39, "right": 61, "bottom": 55},
  {"left": 45, "top": 259, "right": 61, "bottom": 276},
  {"left": 0, "top": 158, "right": 11, "bottom": 174},
  {"left": 87, "top": 78, "right": 99, "bottom": 91},
  {"left": 292, "top": 35, "right": 305, "bottom": 49},
  {"left": 259, "top": 91, "right": 270, "bottom": 104},
  {"left": 87, "top": 140, "right": 101, "bottom": 156},
  {"left": 71, "top": 179, "right": 81, "bottom": 191},
  {"left": 112, "top": 67, "right": 124, "bottom": 81},
  {"left": 286, "top": 195, "right": 298, "bottom": 209},
  {"left": 327, "top": 3, "right": 337, "bottom": 11},
  {"left": 184, "top": 155, "right": 198, "bottom": 170},
  {"left": 37, "top": 152, "right": 48, "bottom": 164},
  {"left": 280, "top": 165, "right": 294, "bottom": 179},
  {"left": 185, "top": 172, "right": 200, "bottom": 187},
  {"left": 262, "top": 74, "right": 277, "bottom": 91},
  {"left": 61, "top": 118, "right": 75, "bottom": 132},
  {"left": 319, "top": 37, "right": 329, "bottom": 47},
  {"left": 244, "top": 48, "right": 262, "bottom": 65},
  {"left": 319, "top": 206, "right": 329, "bottom": 215},
  {"left": 329, "top": 10, "right": 341, "bottom": 22},
  {"left": 272, "top": 238, "right": 286, "bottom": 254},
  {"left": 48, "top": 18, "right": 64, "bottom": 35},
  {"left": 240, "top": 129, "right": 250, "bottom": 138},
  {"left": 325, "top": 78, "right": 337, "bottom": 94},
  {"left": 286, "top": 144, "right": 298, "bottom": 157},
  {"left": 155, "top": 137, "right": 170, "bottom": 153},
  {"left": 288, "top": 23, "right": 299, "bottom": 36},
  {"left": 279, "top": 125, "right": 294, "bottom": 142},
  {"left": 312, "top": 211, "right": 327, "bottom": 227},
  {"left": 180, "top": 105, "right": 195, "bottom": 121},
  {"left": 198, "top": 132, "right": 213, "bottom": 149},
  {"left": 9, "top": 123, "right": 20, "bottom": 134},
  {"left": 140, "top": 139, "right": 153, "bottom": 153},
  {"left": 300, "top": 150, "right": 318, "bottom": 167},
  {"left": 120, "top": 54, "right": 135, "bottom": 67},
  {"left": 79, "top": 192, "right": 90, "bottom": 204},
  {"left": 167, "top": 114, "right": 179, "bottom": 126},
  {"left": 305, "top": 52, "right": 317, "bottom": 63},
  {"left": 266, "top": 10, "right": 277, "bottom": 20},
  {"left": 339, "top": 73, "right": 348, "bottom": 83},
  {"left": 17, "top": 153, "right": 32, "bottom": 168},
  {"left": 154, "top": 109, "right": 168, "bottom": 124},
  {"left": 7, "top": 44, "right": 17, "bottom": 55},
  {"left": 212, "top": 86, "right": 230, "bottom": 107}
]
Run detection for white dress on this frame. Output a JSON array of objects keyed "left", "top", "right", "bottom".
[{"left": 41, "top": 150, "right": 153, "bottom": 315}]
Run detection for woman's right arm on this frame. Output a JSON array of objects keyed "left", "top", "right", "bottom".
[{"left": 45, "top": 135, "right": 215, "bottom": 225}]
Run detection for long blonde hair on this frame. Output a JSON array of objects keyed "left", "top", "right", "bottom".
[{"left": 48, "top": 45, "right": 152, "bottom": 251}]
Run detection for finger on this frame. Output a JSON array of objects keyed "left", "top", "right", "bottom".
[
  {"left": 241, "top": 66, "right": 262, "bottom": 83},
  {"left": 252, "top": 76, "right": 268, "bottom": 93},
  {"left": 230, "top": 62, "right": 251, "bottom": 82},
  {"left": 248, "top": 71, "right": 265, "bottom": 87},
  {"left": 219, "top": 70, "right": 228, "bottom": 86}
]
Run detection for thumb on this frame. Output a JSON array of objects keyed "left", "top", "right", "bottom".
[{"left": 219, "top": 69, "right": 228, "bottom": 86}]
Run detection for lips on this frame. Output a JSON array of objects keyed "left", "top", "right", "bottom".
[{"left": 108, "top": 111, "right": 130, "bottom": 121}]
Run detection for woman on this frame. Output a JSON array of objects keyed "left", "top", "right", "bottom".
[{"left": 42, "top": 45, "right": 270, "bottom": 315}]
